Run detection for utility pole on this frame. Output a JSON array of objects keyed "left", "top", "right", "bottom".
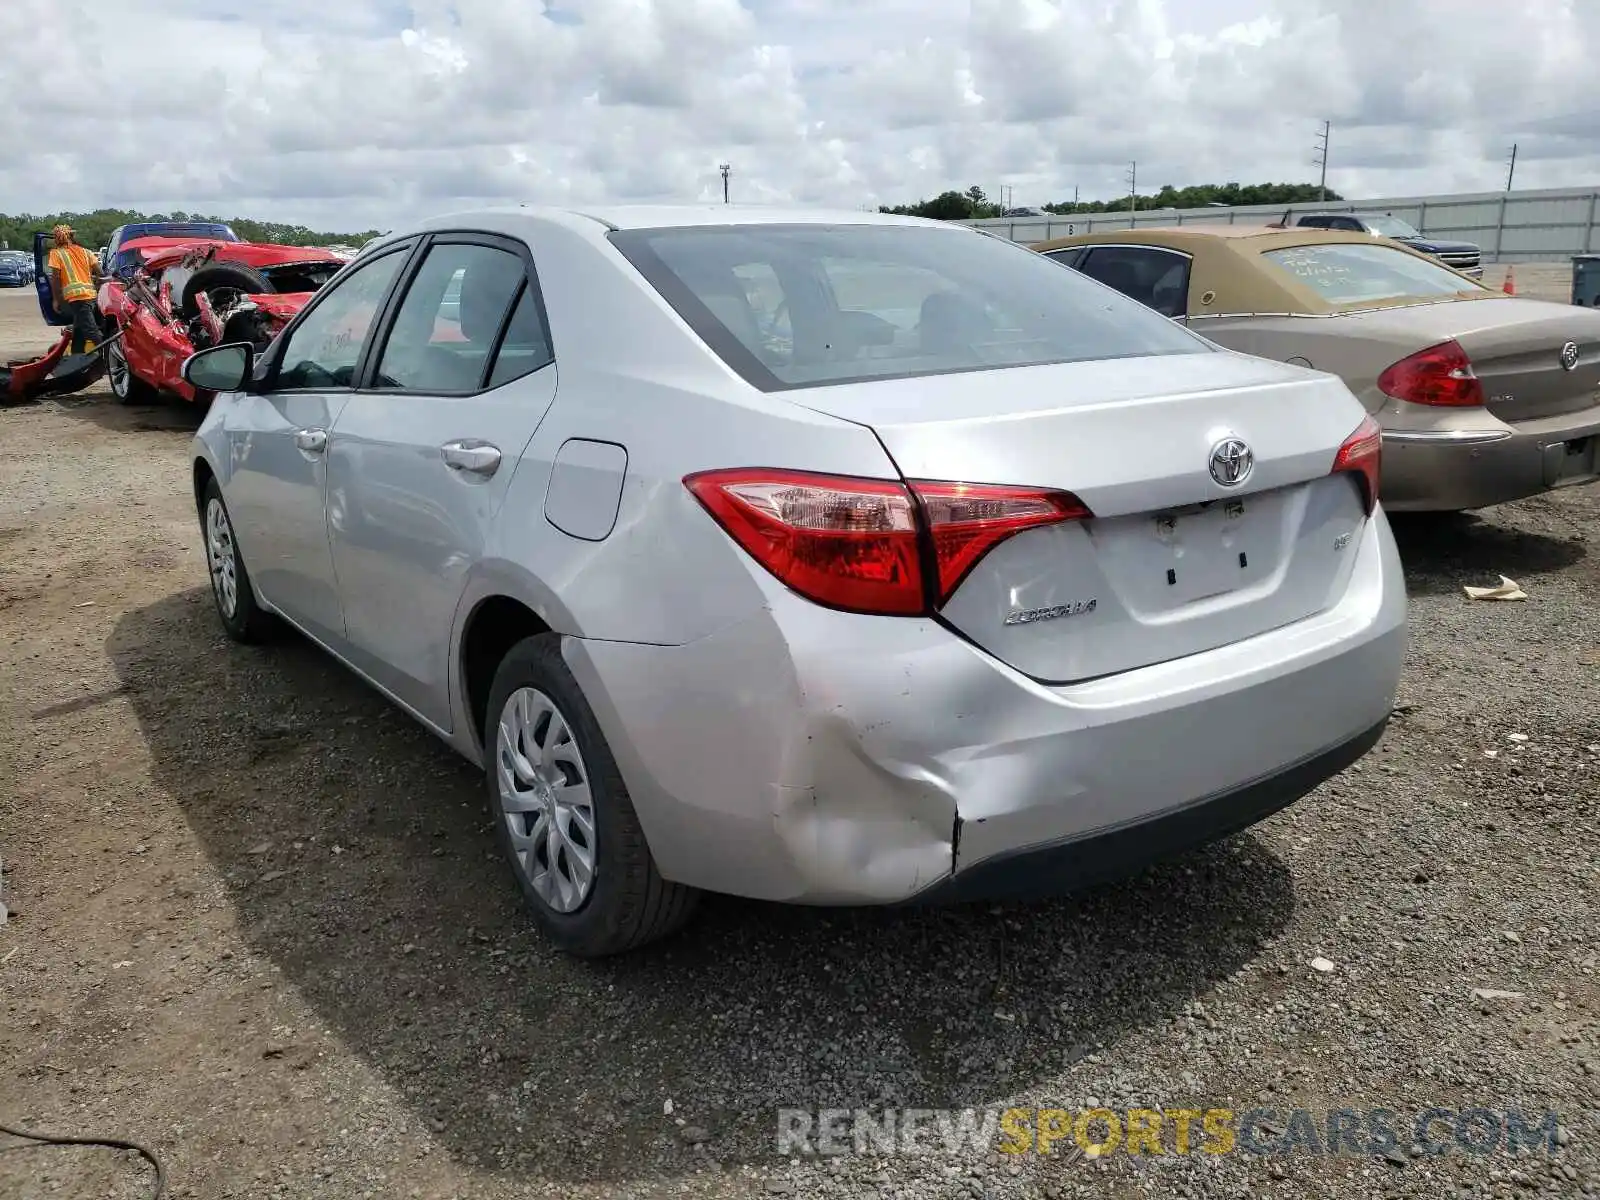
[
  {"left": 1125, "top": 162, "right": 1137, "bottom": 227},
  {"left": 1313, "top": 121, "right": 1331, "bottom": 201},
  {"left": 719, "top": 162, "right": 731, "bottom": 204},
  {"left": 1505, "top": 144, "right": 1518, "bottom": 192}
]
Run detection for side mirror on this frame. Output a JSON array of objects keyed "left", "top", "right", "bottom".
[{"left": 183, "top": 342, "right": 254, "bottom": 393}]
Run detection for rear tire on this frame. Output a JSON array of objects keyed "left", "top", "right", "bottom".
[
  {"left": 200, "top": 478, "right": 276, "bottom": 643},
  {"left": 484, "top": 634, "right": 698, "bottom": 956}
]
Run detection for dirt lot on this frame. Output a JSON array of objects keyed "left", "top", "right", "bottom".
[{"left": 2, "top": 273, "right": 1598, "bottom": 1200}]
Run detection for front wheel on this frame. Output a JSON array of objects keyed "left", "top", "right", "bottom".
[
  {"left": 484, "top": 634, "right": 698, "bottom": 956},
  {"left": 200, "top": 478, "right": 275, "bottom": 643},
  {"left": 105, "top": 329, "right": 158, "bottom": 405}
]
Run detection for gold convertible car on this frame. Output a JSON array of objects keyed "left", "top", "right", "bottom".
[{"left": 1031, "top": 226, "right": 1600, "bottom": 512}]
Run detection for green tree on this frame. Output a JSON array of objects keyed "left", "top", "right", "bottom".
[
  {"left": 877, "top": 185, "right": 1004, "bottom": 221},
  {"left": 1037, "top": 181, "right": 1342, "bottom": 217}
]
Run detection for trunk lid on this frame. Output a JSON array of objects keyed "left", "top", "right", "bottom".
[
  {"left": 794, "top": 351, "right": 1372, "bottom": 681},
  {"left": 1345, "top": 296, "right": 1600, "bottom": 423},
  {"left": 1455, "top": 299, "right": 1600, "bottom": 423}
]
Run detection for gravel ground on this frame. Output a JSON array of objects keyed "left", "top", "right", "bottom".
[{"left": 1, "top": 278, "right": 1597, "bottom": 1200}]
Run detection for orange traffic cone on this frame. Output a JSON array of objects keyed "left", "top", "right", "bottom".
[{"left": 1502, "top": 265, "right": 1516, "bottom": 295}]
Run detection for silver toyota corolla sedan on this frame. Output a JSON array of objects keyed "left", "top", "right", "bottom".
[{"left": 184, "top": 205, "right": 1407, "bottom": 956}]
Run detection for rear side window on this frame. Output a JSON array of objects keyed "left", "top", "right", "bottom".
[
  {"left": 1261, "top": 243, "right": 1488, "bottom": 306},
  {"left": 1077, "top": 247, "right": 1191, "bottom": 317},
  {"left": 486, "top": 284, "right": 554, "bottom": 387},
  {"left": 1043, "top": 247, "right": 1085, "bottom": 269},
  {"left": 609, "top": 223, "right": 1206, "bottom": 392}
]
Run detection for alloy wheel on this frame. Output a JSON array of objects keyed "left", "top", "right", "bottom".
[
  {"left": 106, "top": 337, "right": 130, "bottom": 399},
  {"left": 494, "top": 687, "right": 596, "bottom": 913},
  {"left": 205, "top": 497, "right": 238, "bottom": 618}
]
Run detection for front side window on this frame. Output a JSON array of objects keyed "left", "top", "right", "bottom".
[
  {"left": 609, "top": 223, "right": 1206, "bottom": 392},
  {"left": 275, "top": 248, "right": 407, "bottom": 390},
  {"left": 372, "top": 243, "right": 526, "bottom": 392},
  {"left": 1261, "top": 242, "right": 1488, "bottom": 307}
]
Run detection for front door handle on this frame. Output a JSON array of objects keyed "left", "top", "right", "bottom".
[
  {"left": 294, "top": 427, "right": 327, "bottom": 453},
  {"left": 441, "top": 440, "right": 502, "bottom": 477}
]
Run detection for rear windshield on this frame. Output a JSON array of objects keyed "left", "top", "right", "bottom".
[
  {"left": 1261, "top": 242, "right": 1488, "bottom": 307},
  {"left": 609, "top": 223, "right": 1208, "bottom": 391}
]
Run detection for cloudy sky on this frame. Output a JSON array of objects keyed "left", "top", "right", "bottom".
[{"left": 3, "top": 0, "right": 1597, "bottom": 232}]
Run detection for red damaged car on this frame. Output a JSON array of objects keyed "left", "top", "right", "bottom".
[{"left": 96, "top": 237, "right": 349, "bottom": 404}]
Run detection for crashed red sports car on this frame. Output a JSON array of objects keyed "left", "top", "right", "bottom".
[{"left": 96, "top": 237, "right": 349, "bottom": 404}]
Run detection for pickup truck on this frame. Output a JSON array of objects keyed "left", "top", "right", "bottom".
[{"left": 1284, "top": 212, "right": 1482, "bottom": 278}]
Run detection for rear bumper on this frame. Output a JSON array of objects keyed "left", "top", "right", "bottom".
[
  {"left": 567, "top": 510, "right": 1406, "bottom": 906},
  {"left": 909, "top": 716, "right": 1387, "bottom": 905},
  {"left": 1382, "top": 407, "right": 1600, "bottom": 511}
]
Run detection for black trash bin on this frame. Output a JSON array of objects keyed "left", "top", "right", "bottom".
[{"left": 1573, "top": 254, "right": 1600, "bottom": 306}]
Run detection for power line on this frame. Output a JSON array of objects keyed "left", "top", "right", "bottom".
[{"left": 1313, "top": 121, "right": 1331, "bottom": 202}]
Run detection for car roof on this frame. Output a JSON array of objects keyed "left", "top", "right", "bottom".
[
  {"left": 414, "top": 203, "right": 951, "bottom": 234},
  {"left": 1031, "top": 225, "right": 1383, "bottom": 250},
  {"left": 1029, "top": 226, "right": 1484, "bottom": 316},
  {"left": 584, "top": 204, "right": 945, "bottom": 230}
]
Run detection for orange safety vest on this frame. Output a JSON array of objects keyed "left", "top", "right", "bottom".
[{"left": 48, "top": 244, "right": 98, "bottom": 303}]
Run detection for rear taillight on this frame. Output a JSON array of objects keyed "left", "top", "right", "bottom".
[
  {"left": 910, "top": 481, "right": 1091, "bottom": 603},
  {"left": 1331, "top": 414, "right": 1382, "bottom": 516},
  {"left": 684, "top": 469, "right": 1091, "bottom": 616},
  {"left": 1376, "top": 339, "right": 1484, "bottom": 407}
]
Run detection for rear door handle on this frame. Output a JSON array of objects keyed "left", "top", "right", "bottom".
[
  {"left": 441, "top": 440, "right": 501, "bottom": 477},
  {"left": 294, "top": 427, "right": 327, "bottom": 453}
]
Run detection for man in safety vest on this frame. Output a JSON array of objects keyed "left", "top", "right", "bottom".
[{"left": 47, "top": 224, "right": 102, "bottom": 354}]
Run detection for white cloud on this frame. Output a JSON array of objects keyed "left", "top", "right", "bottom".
[{"left": 2, "top": 0, "right": 1597, "bottom": 232}]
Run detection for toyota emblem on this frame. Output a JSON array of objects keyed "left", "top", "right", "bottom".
[
  {"left": 1559, "top": 341, "right": 1580, "bottom": 371},
  {"left": 1209, "top": 438, "right": 1254, "bottom": 487}
]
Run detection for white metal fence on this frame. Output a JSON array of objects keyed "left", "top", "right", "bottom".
[{"left": 965, "top": 185, "right": 1600, "bottom": 263}]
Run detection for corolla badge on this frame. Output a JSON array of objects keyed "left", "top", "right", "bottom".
[
  {"left": 1208, "top": 437, "right": 1253, "bottom": 487},
  {"left": 1560, "top": 341, "right": 1580, "bottom": 371},
  {"left": 1005, "top": 599, "right": 1096, "bottom": 626}
]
